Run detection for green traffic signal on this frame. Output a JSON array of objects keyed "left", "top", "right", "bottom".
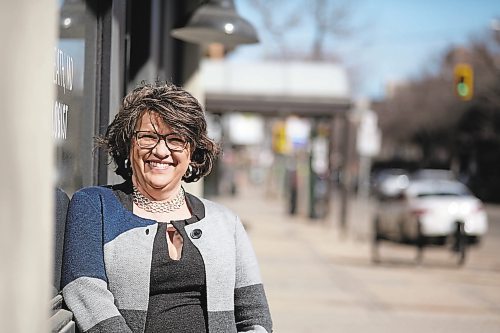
[
  {"left": 454, "top": 64, "right": 473, "bottom": 101},
  {"left": 457, "top": 81, "right": 469, "bottom": 97}
]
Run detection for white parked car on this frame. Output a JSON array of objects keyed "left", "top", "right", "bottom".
[{"left": 373, "top": 179, "right": 488, "bottom": 265}]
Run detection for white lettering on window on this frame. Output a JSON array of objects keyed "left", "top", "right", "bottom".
[
  {"left": 53, "top": 101, "right": 69, "bottom": 140},
  {"left": 54, "top": 47, "right": 74, "bottom": 94}
]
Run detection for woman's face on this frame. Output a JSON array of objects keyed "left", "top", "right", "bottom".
[{"left": 130, "top": 112, "right": 191, "bottom": 198}]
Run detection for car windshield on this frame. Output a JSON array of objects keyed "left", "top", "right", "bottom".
[{"left": 411, "top": 169, "right": 454, "bottom": 180}]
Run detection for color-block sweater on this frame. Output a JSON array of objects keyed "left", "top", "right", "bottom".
[{"left": 61, "top": 184, "right": 272, "bottom": 333}]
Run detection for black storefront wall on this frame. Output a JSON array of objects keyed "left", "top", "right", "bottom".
[{"left": 127, "top": 0, "right": 202, "bottom": 90}]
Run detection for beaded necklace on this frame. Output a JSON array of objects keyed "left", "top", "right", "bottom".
[{"left": 132, "top": 186, "right": 185, "bottom": 213}]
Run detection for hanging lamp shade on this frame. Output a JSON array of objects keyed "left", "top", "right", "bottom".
[{"left": 171, "top": 0, "right": 259, "bottom": 47}]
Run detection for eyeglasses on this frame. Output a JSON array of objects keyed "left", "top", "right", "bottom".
[{"left": 134, "top": 131, "right": 187, "bottom": 152}]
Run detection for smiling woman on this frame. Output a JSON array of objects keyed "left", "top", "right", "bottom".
[
  {"left": 130, "top": 112, "right": 192, "bottom": 203},
  {"left": 61, "top": 81, "right": 273, "bottom": 333},
  {"left": 101, "top": 81, "right": 218, "bottom": 184}
]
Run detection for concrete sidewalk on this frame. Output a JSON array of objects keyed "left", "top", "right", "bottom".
[{"left": 216, "top": 184, "right": 500, "bottom": 333}]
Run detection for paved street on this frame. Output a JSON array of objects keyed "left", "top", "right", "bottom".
[{"left": 216, "top": 185, "right": 500, "bottom": 333}]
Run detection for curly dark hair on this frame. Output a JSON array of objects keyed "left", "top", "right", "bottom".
[{"left": 97, "top": 81, "right": 220, "bottom": 183}]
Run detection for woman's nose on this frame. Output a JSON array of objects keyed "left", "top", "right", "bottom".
[{"left": 153, "top": 138, "right": 171, "bottom": 156}]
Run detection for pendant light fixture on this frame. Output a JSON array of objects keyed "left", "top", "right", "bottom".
[{"left": 171, "top": 0, "right": 259, "bottom": 47}]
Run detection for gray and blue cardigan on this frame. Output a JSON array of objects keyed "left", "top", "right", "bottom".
[{"left": 61, "top": 185, "right": 272, "bottom": 333}]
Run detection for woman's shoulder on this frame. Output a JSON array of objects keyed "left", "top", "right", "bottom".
[
  {"left": 72, "top": 185, "right": 113, "bottom": 197},
  {"left": 69, "top": 184, "right": 130, "bottom": 216},
  {"left": 186, "top": 193, "right": 236, "bottom": 219},
  {"left": 203, "top": 197, "right": 235, "bottom": 213},
  {"left": 187, "top": 192, "right": 238, "bottom": 221},
  {"left": 70, "top": 185, "right": 119, "bottom": 205}
]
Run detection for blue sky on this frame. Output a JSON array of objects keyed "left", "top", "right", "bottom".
[{"left": 231, "top": 0, "right": 500, "bottom": 99}]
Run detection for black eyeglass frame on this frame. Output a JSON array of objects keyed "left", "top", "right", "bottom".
[{"left": 133, "top": 131, "right": 188, "bottom": 152}]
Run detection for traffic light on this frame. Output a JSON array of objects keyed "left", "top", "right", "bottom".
[{"left": 454, "top": 63, "right": 473, "bottom": 101}]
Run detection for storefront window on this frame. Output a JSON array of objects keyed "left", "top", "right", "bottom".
[{"left": 55, "top": 0, "right": 94, "bottom": 195}]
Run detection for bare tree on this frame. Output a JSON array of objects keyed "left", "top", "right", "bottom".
[
  {"left": 247, "top": 0, "right": 303, "bottom": 59},
  {"left": 310, "top": 0, "right": 355, "bottom": 60},
  {"left": 375, "top": 28, "right": 500, "bottom": 178},
  {"left": 246, "top": 0, "right": 359, "bottom": 61}
]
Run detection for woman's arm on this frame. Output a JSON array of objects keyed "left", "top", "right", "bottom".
[
  {"left": 61, "top": 190, "right": 133, "bottom": 333},
  {"left": 233, "top": 217, "right": 273, "bottom": 333}
]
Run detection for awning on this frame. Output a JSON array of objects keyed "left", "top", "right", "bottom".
[{"left": 201, "top": 59, "right": 352, "bottom": 116}]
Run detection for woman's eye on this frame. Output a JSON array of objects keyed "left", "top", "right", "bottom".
[
  {"left": 139, "top": 133, "right": 158, "bottom": 140},
  {"left": 170, "top": 138, "right": 184, "bottom": 143},
  {"left": 168, "top": 136, "right": 185, "bottom": 143}
]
